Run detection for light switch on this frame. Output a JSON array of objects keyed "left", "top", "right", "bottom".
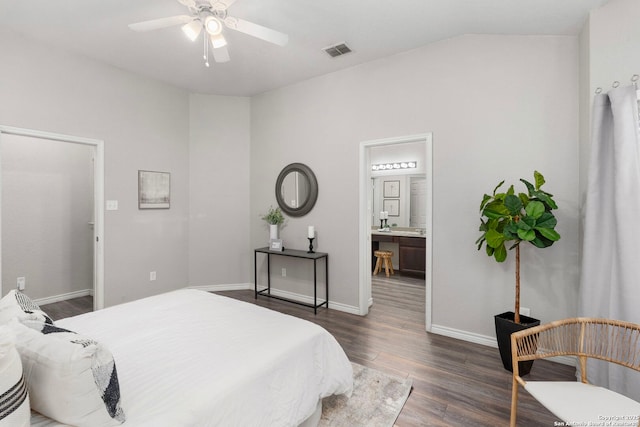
[{"left": 106, "top": 200, "right": 119, "bottom": 211}]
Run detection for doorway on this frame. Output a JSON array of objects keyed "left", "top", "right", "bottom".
[
  {"left": 358, "top": 133, "right": 433, "bottom": 331},
  {"left": 0, "top": 126, "right": 104, "bottom": 310}
]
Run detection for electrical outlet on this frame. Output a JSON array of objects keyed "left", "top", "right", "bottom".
[
  {"left": 281, "top": 268, "right": 286, "bottom": 277},
  {"left": 17, "top": 277, "right": 25, "bottom": 291},
  {"left": 520, "top": 307, "right": 531, "bottom": 317},
  {"left": 150, "top": 271, "right": 156, "bottom": 281}
]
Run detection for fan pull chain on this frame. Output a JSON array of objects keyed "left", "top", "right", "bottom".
[{"left": 203, "top": 34, "right": 210, "bottom": 67}]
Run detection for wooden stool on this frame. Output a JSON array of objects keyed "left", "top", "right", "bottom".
[{"left": 373, "top": 250, "right": 394, "bottom": 277}]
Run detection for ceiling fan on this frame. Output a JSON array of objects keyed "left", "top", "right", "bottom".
[{"left": 128, "top": 0, "right": 288, "bottom": 66}]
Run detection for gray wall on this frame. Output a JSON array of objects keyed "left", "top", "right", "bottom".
[
  {"left": 1, "top": 135, "right": 94, "bottom": 300},
  {"left": 188, "top": 94, "right": 251, "bottom": 287},
  {"left": 251, "top": 34, "right": 581, "bottom": 338},
  {"left": 0, "top": 31, "right": 191, "bottom": 306},
  {"left": 588, "top": 0, "right": 640, "bottom": 88}
]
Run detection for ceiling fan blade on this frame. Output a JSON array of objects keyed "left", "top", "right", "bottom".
[
  {"left": 128, "top": 15, "right": 193, "bottom": 32},
  {"left": 178, "top": 0, "right": 197, "bottom": 7},
  {"left": 212, "top": 45, "right": 230, "bottom": 63},
  {"left": 224, "top": 17, "right": 288, "bottom": 46},
  {"left": 210, "top": 0, "right": 237, "bottom": 10}
]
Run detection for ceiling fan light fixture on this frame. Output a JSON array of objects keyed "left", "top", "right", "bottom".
[
  {"left": 210, "top": 33, "right": 227, "bottom": 49},
  {"left": 181, "top": 20, "right": 202, "bottom": 41},
  {"left": 129, "top": 0, "right": 288, "bottom": 68},
  {"left": 205, "top": 16, "right": 222, "bottom": 35}
]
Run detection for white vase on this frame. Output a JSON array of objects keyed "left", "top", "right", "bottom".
[{"left": 269, "top": 224, "right": 279, "bottom": 240}]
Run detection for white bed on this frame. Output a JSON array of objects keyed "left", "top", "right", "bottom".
[{"left": 29, "top": 289, "right": 353, "bottom": 427}]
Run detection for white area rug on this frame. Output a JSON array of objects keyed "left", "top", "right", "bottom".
[{"left": 320, "top": 362, "right": 413, "bottom": 427}]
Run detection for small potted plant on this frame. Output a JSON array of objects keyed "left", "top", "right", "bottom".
[
  {"left": 261, "top": 206, "right": 285, "bottom": 240},
  {"left": 476, "top": 171, "right": 561, "bottom": 374}
]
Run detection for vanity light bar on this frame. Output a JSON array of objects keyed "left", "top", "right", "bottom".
[{"left": 371, "top": 161, "right": 417, "bottom": 171}]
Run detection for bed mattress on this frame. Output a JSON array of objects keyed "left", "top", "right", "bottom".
[{"left": 30, "top": 289, "right": 353, "bottom": 426}]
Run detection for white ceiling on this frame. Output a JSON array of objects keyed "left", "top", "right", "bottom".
[{"left": 0, "top": 0, "right": 609, "bottom": 96}]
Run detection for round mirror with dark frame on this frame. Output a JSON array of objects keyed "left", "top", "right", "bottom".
[{"left": 275, "top": 163, "right": 318, "bottom": 217}]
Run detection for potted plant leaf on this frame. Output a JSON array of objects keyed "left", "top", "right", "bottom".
[
  {"left": 261, "top": 206, "right": 285, "bottom": 241},
  {"left": 476, "top": 171, "right": 560, "bottom": 374}
]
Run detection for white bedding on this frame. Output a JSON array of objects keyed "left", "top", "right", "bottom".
[{"left": 30, "top": 289, "right": 353, "bottom": 426}]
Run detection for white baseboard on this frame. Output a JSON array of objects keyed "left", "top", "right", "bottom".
[
  {"left": 186, "top": 283, "right": 360, "bottom": 315},
  {"left": 430, "top": 324, "right": 577, "bottom": 367},
  {"left": 263, "top": 288, "right": 361, "bottom": 315},
  {"left": 431, "top": 323, "right": 498, "bottom": 348},
  {"left": 327, "top": 301, "right": 362, "bottom": 315},
  {"left": 33, "top": 289, "right": 92, "bottom": 306}
]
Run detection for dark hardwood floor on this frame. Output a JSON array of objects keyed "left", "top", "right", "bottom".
[
  {"left": 40, "top": 295, "right": 93, "bottom": 321},
  {"left": 218, "top": 275, "right": 574, "bottom": 427},
  {"left": 40, "top": 277, "right": 574, "bottom": 426}
]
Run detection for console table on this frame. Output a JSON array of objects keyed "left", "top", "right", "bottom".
[{"left": 254, "top": 247, "right": 328, "bottom": 314}]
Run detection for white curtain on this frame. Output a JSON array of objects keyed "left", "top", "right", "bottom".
[{"left": 580, "top": 84, "right": 640, "bottom": 400}]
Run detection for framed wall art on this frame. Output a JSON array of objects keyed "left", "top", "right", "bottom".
[
  {"left": 383, "top": 199, "right": 400, "bottom": 217},
  {"left": 383, "top": 180, "right": 400, "bottom": 198},
  {"left": 138, "top": 170, "right": 170, "bottom": 209}
]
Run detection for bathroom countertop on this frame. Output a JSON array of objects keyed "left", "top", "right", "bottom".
[{"left": 371, "top": 230, "right": 426, "bottom": 238}]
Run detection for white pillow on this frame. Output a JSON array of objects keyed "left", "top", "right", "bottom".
[
  {"left": 10, "top": 320, "right": 125, "bottom": 427},
  {"left": 0, "top": 326, "right": 30, "bottom": 426},
  {"left": 0, "top": 290, "right": 52, "bottom": 326}
]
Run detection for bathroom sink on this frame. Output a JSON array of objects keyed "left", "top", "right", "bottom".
[{"left": 372, "top": 230, "right": 426, "bottom": 237}]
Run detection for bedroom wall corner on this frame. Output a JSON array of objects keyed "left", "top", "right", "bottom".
[
  {"left": 188, "top": 94, "right": 251, "bottom": 287},
  {"left": 0, "top": 30, "right": 191, "bottom": 307}
]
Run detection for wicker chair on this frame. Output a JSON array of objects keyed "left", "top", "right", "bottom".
[{"left": 510, "top": 318, "right": 640, "bottom": 427}]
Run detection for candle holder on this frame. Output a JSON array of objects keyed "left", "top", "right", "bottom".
[
  {"left": 384, "top": 219, "right": 389, "bottom": 229},
  {"left": 307, "top": 237, "right": 315, "bottom": 253},
  {"left": 379, "top": 219, "right": 384, "bottom": 229}
]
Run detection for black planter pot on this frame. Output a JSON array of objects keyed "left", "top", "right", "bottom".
[{"left": 494, "top": 311, "right": 540, "bottom": 376}]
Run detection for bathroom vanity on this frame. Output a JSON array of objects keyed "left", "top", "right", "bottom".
[{"left": 371, "top": 229, "right": 426, "bottom": 278}]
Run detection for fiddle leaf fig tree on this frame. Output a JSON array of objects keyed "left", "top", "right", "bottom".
[{"left": 476, "top": 171, "right": 561, "bottom": 324}]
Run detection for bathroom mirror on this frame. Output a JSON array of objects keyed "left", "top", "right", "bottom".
[
  {"left": 275, "top": 163, "right": 318, "bottom": 217},
  {"left": 371, "top": 175, "right": 427, "bottom": 228}
]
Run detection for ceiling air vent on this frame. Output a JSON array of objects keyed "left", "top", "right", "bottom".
[{"left": 323, "top": 42, "right": 352, "bottom": 58}]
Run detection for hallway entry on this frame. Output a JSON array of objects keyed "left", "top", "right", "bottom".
[
  {"left": 0, "top": 126, "right": 105, "bottom": 309},
  {"left": 358, "top": 133, "right": 433, "bottom": 331}
]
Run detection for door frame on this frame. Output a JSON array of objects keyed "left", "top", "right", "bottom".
[
  {"left": 358, "top": 132, "right": 433, "bottom": 331},
  {"left": 0, "top": 125, "right": 105, "bottom": 310}
]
